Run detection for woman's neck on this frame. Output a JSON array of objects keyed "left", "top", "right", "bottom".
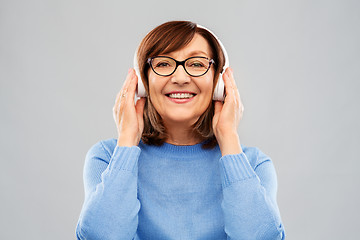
[{"left": 164, "top": 121, "right": 203, "bottom": 146}]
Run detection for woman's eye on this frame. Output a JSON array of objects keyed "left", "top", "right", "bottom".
[
  {"left": 155, "top": 62, "right": 171, "bottom": 68},
  {"left": 190, "top": 62, "right": 205, "bottom": 68}
]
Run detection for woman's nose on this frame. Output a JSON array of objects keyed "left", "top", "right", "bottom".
[{"left": 170, "top": 65, "right": 191, "bottom": 84}]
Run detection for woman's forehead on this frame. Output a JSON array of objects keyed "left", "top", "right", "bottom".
[{"left": 161, "top": 34, "right": 213, "bottom": 59}]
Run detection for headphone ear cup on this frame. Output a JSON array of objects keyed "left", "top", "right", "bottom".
[
  {"left": 134, "top": 48, "right": 147, "bottom": 98},
  {"left": 135, "top": 68, "right": 146, "bottom": 98},
  {"left": 213, "top": 74, "right": 225, "bottom": 101}
]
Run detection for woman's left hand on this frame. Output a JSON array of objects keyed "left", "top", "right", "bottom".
[{"left": 213, "top": 67, "right": 244, "bottom": 156}]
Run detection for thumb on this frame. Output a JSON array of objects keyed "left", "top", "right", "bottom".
[
  {"left": 135, "top": 97, "right": 146, "bottom": 118},
  {"left": 214, "top": 101, "right": 223, "bottom": 116},
  {"left": 213, "top": 101, "right": 223, "bottom": 129}
]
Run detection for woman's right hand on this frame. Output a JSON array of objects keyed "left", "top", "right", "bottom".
[{"left": 113, "top": 68, "right": 146, "bottom": 147}]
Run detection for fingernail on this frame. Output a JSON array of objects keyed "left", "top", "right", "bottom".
[{"left": 128, "top": 68, "right": 132, "bottom": 74}]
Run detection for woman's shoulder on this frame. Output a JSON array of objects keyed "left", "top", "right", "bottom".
[
  {"left": 85, "top": 138, "right": 118, "bottom": 163},
  {"left": 240, "top": 144, "right": 273, "bottom": 170}
]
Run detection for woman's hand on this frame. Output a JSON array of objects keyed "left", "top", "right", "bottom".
[
  {"left": 213, "top": 67, "right": 244, "bottom": 156},
  {"left": 113, "top": 68, "right": 146, "bottom": 147}
]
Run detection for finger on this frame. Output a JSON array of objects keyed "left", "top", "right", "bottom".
[
  {"left": 127, "top": 68, "right": 138, "bottom": 102},
  {"left": 135, "top": 97, "right": 146, "bottom": 123},
  {"left": 119, "top": 68, "right": 136, "bottom": 109},
  {"left": 113, "top": 90, "right": 122, "bottom": 117},
  {"left": 121, "top": 75, "right": 138, "bottom": 115},
  {"left": 228, "top": 67, "right": 238, "bottom": 90},
  {"left": 123, "top": 68, "right": 134, "bottom": 90},
  {"left": 114, "top": 90, "right": 122, "bottom": 111},
  {"left": 214, "top": 98, "right": 223, "bottom": 110},
  {"left": 222, "top": 69, "right": 236, "bottom": 103},
  {"left": 213, "top": 101, "right": 223, "bottom": 121},
  {"left": 118, "top": 69, "right": 133, "bottom": 103},
  {"left": 230, "top": 68, "right": 243, "bottom": 110},
  {"left": 113, "top": 96, "right": 125, "bottom": 124},
  {"left": 119, "top": 89, "right": 129, "bottom": 115},
  {"left": 222, "top": 68, "right": 232, "bottom": 97},
  {"left": 114, "top": 69, "right": 133, "bottom": 108},
  {"left": 229, "top": 69, "right": 241, "bottom": 104},
  {"left": 226, "top": 67, "right": 241, "bottom": 108}
]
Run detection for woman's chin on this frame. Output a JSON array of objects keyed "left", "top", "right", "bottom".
[{"left": 162, "top": 114, "right": 200, "bottom": 126}]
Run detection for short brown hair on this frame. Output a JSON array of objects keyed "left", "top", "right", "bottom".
[{"left": 137, "top": 21, "right": 225, "bottom": 149}]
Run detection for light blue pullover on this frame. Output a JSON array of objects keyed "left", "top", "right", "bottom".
[{"left": 76, "top": 138, "right": 285, "bottom": 239}]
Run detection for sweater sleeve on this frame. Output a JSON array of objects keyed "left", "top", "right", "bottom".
[
  {"left": 219, "top": 148, "right": 286, "bottom": 240},
  {"left": 75, "top": 141, "right": 141, "bottom": 240}
]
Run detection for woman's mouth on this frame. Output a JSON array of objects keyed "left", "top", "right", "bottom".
[
  {"left": 167, "top": 93, "right": 195, "bottom": 99},
  {"left": 165, "top": 92, "right": 197, "bottom": 103}
]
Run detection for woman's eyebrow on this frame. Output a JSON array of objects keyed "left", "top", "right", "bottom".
[{"left": 163, "top": 50, "right": 211, "bottom": 59}]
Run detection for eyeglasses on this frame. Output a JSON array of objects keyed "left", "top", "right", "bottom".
[{"left": 147, "top": 56, "right": 215, "bottom": 77}]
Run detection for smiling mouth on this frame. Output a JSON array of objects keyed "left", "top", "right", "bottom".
[{"left": 165, "top": 93, "right": 196, "bottom": 99}]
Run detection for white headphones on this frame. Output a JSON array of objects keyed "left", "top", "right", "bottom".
[{"left": 134, "top": 24, "right": 229, "bottom": 101}]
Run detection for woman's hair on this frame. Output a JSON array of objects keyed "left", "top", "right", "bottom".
[{"left": 137, "top": 20, "right": 226, "bottom": 149}]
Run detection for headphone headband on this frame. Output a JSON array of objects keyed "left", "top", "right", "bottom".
[{"left": 196, "top": 24, "right": 229, "bottom": 73}]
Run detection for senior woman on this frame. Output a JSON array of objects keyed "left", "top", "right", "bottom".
[{"left": 76, "top": 21, "right": 285, "bottom": 239}]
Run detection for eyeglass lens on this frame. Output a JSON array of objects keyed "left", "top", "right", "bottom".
[{"left": 151, "top": 57, "right": 211, "bottom": 76}]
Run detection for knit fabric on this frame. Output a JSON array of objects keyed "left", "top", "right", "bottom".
[{"left": 76, "top": 138, "right": 285, "bottom": 239}]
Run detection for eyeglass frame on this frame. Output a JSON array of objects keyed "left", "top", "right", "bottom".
[{"left": 147, "top": 56, "right": 215, "bottom": 77}]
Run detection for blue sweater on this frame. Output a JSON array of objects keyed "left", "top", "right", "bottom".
[{"left": 76, "top": 138, "right": 285, "bottom": 239}]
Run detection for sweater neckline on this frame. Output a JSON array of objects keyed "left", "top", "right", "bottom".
[{"left": 139, "top": 140, "right": 218, "bottom": 159}]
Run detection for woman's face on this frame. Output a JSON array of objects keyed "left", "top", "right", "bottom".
[{"left": 148, "top": 33, "right": 214, "bottom": 126}]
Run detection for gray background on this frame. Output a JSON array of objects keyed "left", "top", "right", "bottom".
[{"left": 1, "top": 0, "right": 359, "bottom": 239}]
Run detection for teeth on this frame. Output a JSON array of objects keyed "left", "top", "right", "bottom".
[{"left": 168, "top": 93, "right": 195, "bottom": 99}]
